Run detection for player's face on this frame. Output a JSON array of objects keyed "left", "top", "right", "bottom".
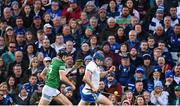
[{"left": 96, "top": 59, "right": 104, "bottom": 65}]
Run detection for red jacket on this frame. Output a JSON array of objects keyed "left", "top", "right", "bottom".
[{"left": 61, "top": 6, "right": 81, "bottom": 21}]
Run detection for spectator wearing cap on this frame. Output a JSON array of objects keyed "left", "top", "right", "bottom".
[
  {"left": 126, "top": 30, "right": 140, "bottom": 51},
  {"left": 97, "top": 7, "right": 107, "bottom": 33},
  {"left": 147, "top": 66, "right": 163, "bottom": 92},
  {"left": 149, "top": 7, "right": 164, "bottom": 34},
  {"left": 43, "top": 23, "right": 55, "bottom": 43},
  {"left": 20, "top": 5, "right": 33, "bottom": 28},
  {"left": 174, "top": 86, "right": 180, "bottom": 105},
  {"left": 79, "top": 26, "right": 94, "bottom": 44},
  {"left": 32, "top": 0, "right": 45, "bottom": 18},
  {"left": 129, "top": 47, "right": 141, "bottom": 67},
  {"left": 38, "top": 39, "right": 56, "bottom": 58},
  {"left": 84, "top": 55, "right": 92, "bottom": 65},
  {"left": 13, "top": 17, "right": 27, "bottom": 35},
  {"left": 142, "top": 54, "right": 153, "bottom": 78},
  {"left": 163, "top": 70, "right": 178, "bottom": 105},
  {"left": 127, "top": 67, "right": 148, "bottom": 92},
  {"left": 104, "top": 72, "right": 122, "bottom": 102},
  {"left": 46, "top": 1, "right": 62, "bottom": 20},
  {"left": 61, "top": 0, "right": 81, "bottom": 21},
  {"left": 106, "top": 0, "right": 119, "bottom": 18},
  {"left": 167, "top": 24, "right": 180, "bottom": 52},
  {"left": 99, "top": 17, "right": 118, "bottom": 43},
  {"left": 174, "top": 63, "right": 180, "bottom": 84},
  {"left": 150, "top": 81, "right": 169, "bottom": 105},
  {"left": 83, "top": 1, "right": 98, "bottom": 20},
  {"left": 115, "top": 53, "right": 135, "bottom": 86},
  {"left": 64, "top": 86, "right": 77, "bottom": 104},
  {"left": 28, "top": 15, "right": 43, "bottom": 36},
  {"left": 169, "top": 7, "right": 180, "bottom": 27}
]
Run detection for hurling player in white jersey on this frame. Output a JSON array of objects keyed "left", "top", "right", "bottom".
[{"left": 78, "top": 51, "right": 114, "bottom": 105}]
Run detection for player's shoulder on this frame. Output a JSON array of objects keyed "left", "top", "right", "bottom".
[
  {"left": 52, "top": 57, "right": 64, "bottom": 64},
  {"left": 87, "top": 61, "right": 96, "bottom": 67}
]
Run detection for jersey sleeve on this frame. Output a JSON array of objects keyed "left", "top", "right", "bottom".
[
  {"left": 86, "top": 62, "right": 95, "bottom": 73},
  {"left": 59, "top": 62, "right": 65, "bottom": 71}
]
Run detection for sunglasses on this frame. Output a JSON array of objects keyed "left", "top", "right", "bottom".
[{"left": 9, "top": 46, "right": 16, "bottom": 48}]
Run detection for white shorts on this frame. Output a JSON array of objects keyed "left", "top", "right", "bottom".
[{"left": 41, "top": 85, "right": 60, "bottom": 102}]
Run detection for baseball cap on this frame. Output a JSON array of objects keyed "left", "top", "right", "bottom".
[
  {"left": 165, "top": 70, "right": 174, "bottom": 78},
  {"left": 153, "top": 66, "right": 162, "bottom": 73},
  {"left": 136, "top": 67, "right": 144, "bottom": 74},
  {"left": 33, "top": 15, "right": 41, "bottom": 20},
  {"left": 154, "top": 81, "right": 163, "bottom": 89},
  {"left": 44, "top": 57, "right": 51, "bottom": 61},
  {"left": 84, "top": 55, "right": 93, "bottom": 62},
  {"left": 64, "top": 86, "right": 72, "bottom": 94},
  {"left": 107, "top": 72, "right": 115, "bottom": 77},
  {"left": 44, "top": 23, "right": 52, "bottom": 29},
  {"left": 6, "top": 26, "right": 13, "bottom": 31},
  {"left": 175, "top": 86, "right": 180, "bottom": 91}
]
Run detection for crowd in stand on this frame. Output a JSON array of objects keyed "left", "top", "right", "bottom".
[{"left": 0, "top": 0, "right": 179, "bottom": 105}]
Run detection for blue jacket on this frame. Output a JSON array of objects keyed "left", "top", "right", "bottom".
[
  {"left": 23, "top": 83, "right": 38, "bottom": 97},
  {"left": 168, "top": 33, "right": 180, "bottom": 52},
  {"left": 115, "top": 65, "right": 135, "bottom": 86}
]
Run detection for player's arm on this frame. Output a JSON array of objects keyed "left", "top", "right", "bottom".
[
  {"left": 40, "top": 67, "right": 49, "bottom": 80},
  {"left": 59, "top": 70, "right": 76, "bottom": 90},
  {"left": 82, "top": 70, "right": 94, "bottom": 89},
  {"left": 100, "top": 66, "right": 116, "bottom": 78}
]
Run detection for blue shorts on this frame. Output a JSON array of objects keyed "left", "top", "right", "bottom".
[{"left": 79, "top": 86, "right": 100, "bottom": 103}]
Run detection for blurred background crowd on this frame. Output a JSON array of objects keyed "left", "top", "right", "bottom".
[{"left": 0, "top": 0, "right": 180, "bottom": 105}]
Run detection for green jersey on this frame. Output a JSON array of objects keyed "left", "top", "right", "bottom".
[{"left": 45, "top": 57, "right": 65, "bottom": 89}]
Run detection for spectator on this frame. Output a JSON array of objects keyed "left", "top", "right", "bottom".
[
  {"left": 169, "top": 7, "right": 180, "bottom": 27},
  {"left": 52, "top": 16, "right": 61, "bottom": 34},
  {"left": 174, "top": 86, "right": 180, "bottom": 105},
  {"left": 1, "top": 7, "right": 15, "bottom": 27},
  {"left": 115, "top": 53, "right": 135, "bottom": 86},
  {"left": 122, "top": 90, "right": 134, "bottom": 105},
  {"left": 107, "top": 35, "right": 120, "bottom": 53},
  {"left": 147, "top": 36, "right": 156, "bottom": 52},
  {"left": 25, "top": 31, "right": 35, "bottom": 44},
  {"left": 134, "top": 95, "right": 146, "bottom": 105},
  {"left": 83, "top": 1, "right": 97, "bottom": 19},
  {"left": 134, "top": 24, "right": 149, "bottom": 42},
  {"left": 61, "top": 0, "right": 81, "bottom": 21},
  {"left": 125, "top": 0, "right": 140, "bottom": 19},
  {"left": 43, "top": 23, "right": 55, "bottom": 43},
  {"left": 13, "top": 87, "right": 30, "bottom": 105},
  {"left": 0, "top": 58, "right": 7, "bottom": 83},
  {"left": 13, "top": 17, "right": 27, "bottom": 35},
  {"left": 138, "top": 40, "right": 151, "bottom": 56},
  {"left": 129, "top": 47, "right": 141, "bottom": 67},
  {"left": 15, "top": 33, "right": 26, "bottom": 51},
  {"left": 147, "top": 66, "right": 163, "bottom": 92},
  {"left": 0, "top": 82, "right": 13, "bottom": 104},
  {"left": 142, "top": 54, "right": 153, "bottom": 78},
  {"left": 106, "top": 0, "right": 119, "bottom": 18},
  {"left": 0, "top": 36, "right": 7, "bottom": 56},
  {"left": 65, "top": 40, "right": 76, "bottom": 60},
  {"left": 0, "top": 90, "right": 10, "bottom": 105},
  {"left": 62, "top": 25, "right": 74, "bottom": 43},
  {"left": 29, "top": 16, "right": 43, "bottom": 37},
  {"left": 104, "top": 72, "right": 122, "bottom": 101},
  {"left": 173, "top": 63, "right": 180, "bottom": 84},
  {"left": 11, "top": 1, "right": 21, "bottom": 18},
  {"left": 32, "top": 0, "right": 45, "bottom": 17},
  {"left": 126, "top": 30, "right": 140, "bottom": 50},
  {"left": 4, "top": 26, "right": 16, "bottom": 46},
  {"left": 115, "top": 27, "right": 127, "bottom": 44},
  {"left": 150, "top": 81, "right": 169, "bottom": 105},
  {"left": 157, "top": 56, "right": 171, "bottom": 73},
  {"left": 76, "top": 42, "right": 92, "bottom": 60},
  {"left": 143, "top": 91, "right": 154, "bottom": 105},
  {"left": 1, "top": 42, "right": 16, "bottom": 71},
  {"left": 97, "top": 8, "right": 107, "bottom": 33},
  {"left": 23, "top": 75, "right": 38, "bottom": 97},
  {"left": 64, "top": 86, "right": 77, "bottom": 104},
  {"left": 6, "top": 76, "right": 18, "bottom": 97},
  {"left": 163, "top": 70, "right": 177, "bottom": 105},
  {"left": 164, "top": 16, "right": 173, "bottom": 37},
  {"left": 38, "top": 39, "right": 56, "bottom": 58},
  {"left": 46, "top": 1, "right": 62, "bottom": 20},
  {"left": 149, "top": 8, "right": 164, "bottom": 34}
]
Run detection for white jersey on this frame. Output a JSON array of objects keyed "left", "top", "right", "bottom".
[{"left": 82, "top": 61, "right": 100, "bottom": 94}]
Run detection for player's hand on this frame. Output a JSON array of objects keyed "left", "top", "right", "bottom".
[
  {"left": 71, "top": 85, "right": 76, "bottom": 91},
  {"left": 92, "top": 87, "right": 98, "bottom": 93},
  {"left": 109, "top": 66, "right": 116, "bottom": 72}
]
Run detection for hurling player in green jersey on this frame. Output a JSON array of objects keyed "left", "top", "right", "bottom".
[{"left": 39, "top": 49, "right": 76, "bottom": 105}]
